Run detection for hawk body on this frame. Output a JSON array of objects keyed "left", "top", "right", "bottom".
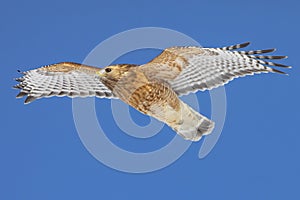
[
  {"left": 14, "top": 42, "right": 290, "bottom": 141},
  {"left": 99, "top": 64, "right": 214, "bottom": 140}
]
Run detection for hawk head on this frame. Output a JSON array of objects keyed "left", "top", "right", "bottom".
[{"left": 97, "top": 64, "right": 137, "bottom": 91}]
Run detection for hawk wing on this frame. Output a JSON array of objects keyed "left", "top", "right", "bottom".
[
  {"left": 14, "top": 62, "right": 115, "bottom": 104},
  {"left": 141, "top": 42, "right": 290, "bottom": 96}
]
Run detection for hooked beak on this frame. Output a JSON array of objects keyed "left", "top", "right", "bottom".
[{"left": 97, "top": 69, "right": 105, "bottom": 77}]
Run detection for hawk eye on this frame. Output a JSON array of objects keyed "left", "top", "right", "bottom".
[{"left": 105, "top": 68, "right": 112, "bottom": 73}]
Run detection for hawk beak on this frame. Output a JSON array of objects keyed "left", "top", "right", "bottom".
[{"left": 97, "top": 69, "right": 105, "bottom": 77}]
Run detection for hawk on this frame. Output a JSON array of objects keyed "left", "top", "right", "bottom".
[{"left": 14, "top": 42, "right": 290, "bottom": 141}]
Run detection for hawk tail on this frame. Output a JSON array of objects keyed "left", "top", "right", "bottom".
[{"left": 174, "top": 102, "right": 214, "bottom": 141}]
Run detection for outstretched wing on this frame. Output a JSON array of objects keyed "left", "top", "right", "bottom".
[
  {"left": 14, "top": 62, "right": 115, "bottom": 104},
  {"left": 141, "top": 42, "right": 290, "bottom": 96}
]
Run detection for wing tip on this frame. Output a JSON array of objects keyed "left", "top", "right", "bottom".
[
  {"left": 14, "top": 77, "right": 24, "bottom": 82},
  {"left": 221, "top": 41, "right": 251, "bottom": 50},
  {"left": 240, "top": 41, "right": 251, "bottom": 48},
  {"left": 256, "top": 55, "right": 288, "bottom": 60},
  {"left": 281, "top": 55, "right": 288, "bottom": 59},
  {"left": 274, "top": 63, "right": 292, "bottom": 68},
  {"left": 24, "top": 96, "right": 37, "bottom": 104},
  {"left": 271, "top": 68, "right": 287, "bottom": 75},
  {"left": 16, "top": 91, "right": 28, "bottom": 99},
  {"left": 17, "top": 69, "right": 27, "bottom": 75}
]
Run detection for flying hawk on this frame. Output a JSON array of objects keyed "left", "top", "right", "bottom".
[{"left": 14, "top": 42, "right": 290, "bottom": 141}]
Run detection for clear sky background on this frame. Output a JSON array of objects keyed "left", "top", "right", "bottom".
[{"left": 1, "top": 0, "right": 300, "bottom": 199}]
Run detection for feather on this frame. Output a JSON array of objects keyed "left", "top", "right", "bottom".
[
  {"left": 142, "top": 42, "right": 290, "bottom": 96},
  {"left": 220, "top": 42, "right": 250, "bottom": 50},
  {"left": 14, "top": 62, "right": 116, "bottom": 104}
]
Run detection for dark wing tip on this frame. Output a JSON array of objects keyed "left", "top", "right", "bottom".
[
  {"left": 24, "top": 96, "right": 37, "bottom": 104},
  {"left": 13, "top": 84, "right": 22, "bottom": 89},
  {"left": 244, "top": 48, "right": 276, "bottom": 55},
  {"left": 221, "top": 42, "right": 251, "bottom": 51},
  {"left": 275, "top": 55, "right": 288, "bottom": 59},
  {"left": 271, "top": 68, "right": 287, "bottom": 75},
  {"left": 17, "top": 70, "right": 26, "bottom": 75},
  {"left": 261, "top": 55, "right": 287, "bottom": 60},
  {"left": 239, "top": 41, "right": 251, "bottom": 48},
  {"left": 14, "top": 77, "right": 24, "bottom": 82},
  {"left": 269, "top": 62, "right": 291, "bottom": 68},
  {"left": 16, "top": 91, "right": 27, "bottom": 98},
  {"left": 261, "top": 48, "right": 276, "bottom": 54},
  {"left": 249, "top": 55, "right": 289, "bottom": 61}
]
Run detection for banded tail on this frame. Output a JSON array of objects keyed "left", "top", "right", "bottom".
[{"left": 172, "top": 101, "right": 215, "bottom": 141}]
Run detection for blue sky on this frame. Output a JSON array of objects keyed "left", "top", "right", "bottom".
[{"left": 1, "top": 0, "right": 300, "bottom": 199}]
